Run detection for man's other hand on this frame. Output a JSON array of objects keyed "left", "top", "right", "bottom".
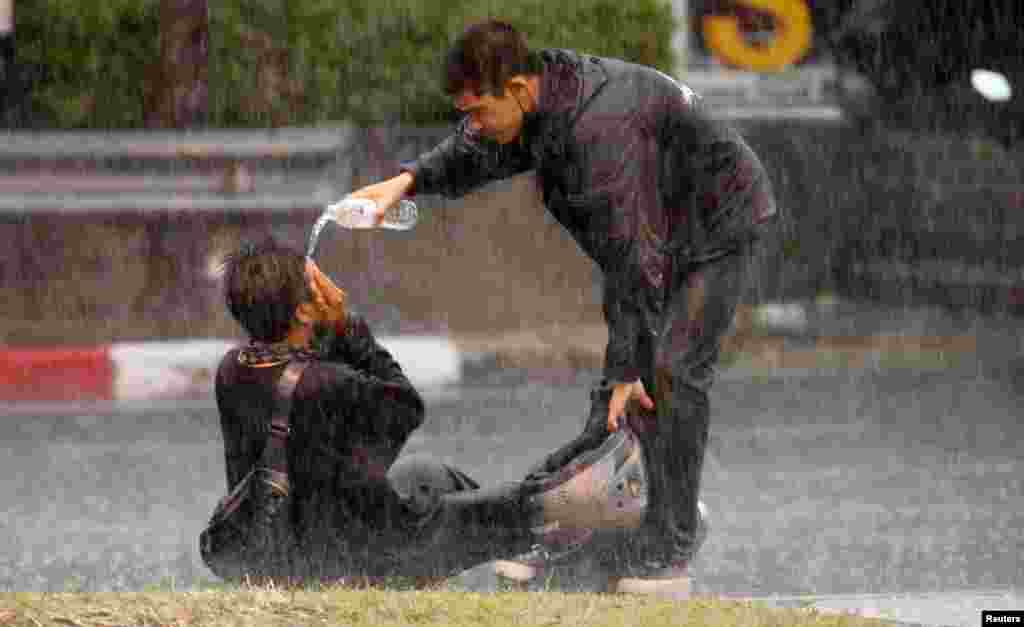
[{"left": 607, "top": 379, "right": 654, "bottom": 432}]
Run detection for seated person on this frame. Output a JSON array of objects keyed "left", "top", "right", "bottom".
[{"left": 212, "top": 238, "right": 542, "bottom": 584}]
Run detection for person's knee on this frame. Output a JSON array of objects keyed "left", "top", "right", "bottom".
[
  {"left": 652, "top": 366, "right": 711, "bottom": 404},
  {"left": 655, "top": 332, "right": 724, "bottom": 393},
  {"left": 388, "top": 454, "right": 467, "bottom": 513},
  {"left": 643, "top": 376, "right": 710, "bottom": 452},
  {"left": 673, "top": 379, "right": 709, "bottom": 407}
]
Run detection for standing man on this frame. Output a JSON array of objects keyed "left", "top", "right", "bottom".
[{"left": 348, "top": 19, "right": 777, "bottom": 595}]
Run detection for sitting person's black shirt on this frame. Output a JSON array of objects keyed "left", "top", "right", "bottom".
[
  {"left": 210, "top": 241, "right": 557, "bottom": 585},
  {"left": 216, "top": 315, "right": 445, "bottom": 580}
]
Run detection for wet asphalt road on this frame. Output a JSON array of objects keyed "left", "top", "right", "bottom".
[{"left": 1, "top": 360, "right": 1021, "bottom": 598}]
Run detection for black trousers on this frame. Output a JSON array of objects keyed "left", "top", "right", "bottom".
[
  {"left": 281, "top": 454, "right": 535, "bottom": 584},
  {"left": 384, "top": 455, "right": 537, "bottom": 580},
  {"left": 523, "top": 245, "right": 756, "bottom": 576}
]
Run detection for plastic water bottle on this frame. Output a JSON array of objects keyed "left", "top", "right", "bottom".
[
  {"left": 307, "top": 197, "right": 419, "bottom": 259},
  {"left": 326, "top": 197, "right": 419, "bottom": 231}
]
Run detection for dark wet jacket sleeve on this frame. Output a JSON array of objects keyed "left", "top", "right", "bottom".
[
  {"left": 317, "top": 315, "right": 425, "bottom": 447},
  {"left": 293, "top": 319, "right": 425, "bottom": 536},
  {"left": 399, "top": 119, "right": 533, "bottom": 198}
]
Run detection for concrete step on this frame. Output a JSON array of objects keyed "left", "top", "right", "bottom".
[
  {"left": 0, "top": 127, "right": 355, "bottom": 212},
  {"left": 744, "top": 588, "right": 1024, "bottom": 627},
  {"left": 0, "top": 127, "right": 353, "bottom": 162},
  {"left": 682, "top": 66, "right": 840, "bottom": 108}
]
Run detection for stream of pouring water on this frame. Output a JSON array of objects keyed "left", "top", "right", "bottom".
[
  {"left": 307, "top": 199, "right": 418, "bottom": 258},
  {"left": 306, "top": 210, "right": 333, "bottom": 259}
]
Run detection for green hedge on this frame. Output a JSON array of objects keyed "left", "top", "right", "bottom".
[
  {"left": 15, "top": 0, "right": 160, "bottom": 128},
  {"left": 15, "top": 0, "right": 678, "bottom": 128}
]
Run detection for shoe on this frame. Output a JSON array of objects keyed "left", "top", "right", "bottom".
[
  {"left": 610, "top": 501, "right": 709, "bottom": 600},
  {"left": 693, "top": 500, "right": 710, "bottom": 557},
  {"left": 492, "top": 525, "right": 594, "bottom": 583},
  {"left": 612, "top": 570, "right": 692, "bottom": 599}
]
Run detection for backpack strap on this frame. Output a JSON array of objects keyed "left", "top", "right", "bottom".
[{"left": 260, "top": 359, "right": 310, "bottom": 476}]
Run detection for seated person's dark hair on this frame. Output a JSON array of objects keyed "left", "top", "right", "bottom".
[{"left": 220, "top": 238, "right": 313, "bottom": 343}]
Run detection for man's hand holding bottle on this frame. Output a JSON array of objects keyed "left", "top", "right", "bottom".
[{"left": 347, "top": 172, "right": 416, "bottom": 226}]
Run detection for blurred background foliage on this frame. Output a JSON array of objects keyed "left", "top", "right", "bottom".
[
  {"left": 14, "top": 0, "right": 160, "bottom": 128},
  {"left": 13, "top": 0, "right": 677, "bottom": 128}
]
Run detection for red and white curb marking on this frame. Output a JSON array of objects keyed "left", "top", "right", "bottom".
[{"left": 0, "top": 337, "right": 461, "bottom": 403}]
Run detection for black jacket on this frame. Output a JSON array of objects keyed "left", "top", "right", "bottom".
[
  {"left": 403, "top": 48, "right": 777, "bottom": 383},
  {"left": 214, "top": 315, "right": 425, "bottom": 576}
]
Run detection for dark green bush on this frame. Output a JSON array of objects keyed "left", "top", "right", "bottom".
[
  {"left": 14, "top": 0, "right": 678, "bottom": 128},
  {"left": 14, "top": 0, "right": 160, "bottom": 128},
  {"left": 320, "top": 0, "right": 680, "bottom": 126}
]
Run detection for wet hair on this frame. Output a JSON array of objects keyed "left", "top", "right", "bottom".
[
  {"left": 443, "top": 18, "right": 543, "bottom": 97},
  {"left": 220, "top": 238, "right": 315, "bottom": 342}
]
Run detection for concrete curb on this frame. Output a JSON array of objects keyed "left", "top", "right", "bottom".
[
  {"left": 0, "top": 331, "right": 982, "bottom": 406},
  {"left": 0, "top": 302, "right": 985, "bottom": 405},
  {"left": 0, "top": 336, "right": 461, "bottom": 404},
  {"left": 736, "top": 588, "right": 1024, "bottom": 627},
  {"left": 452, "top": 323, "right": 980, "bottom": 381}
]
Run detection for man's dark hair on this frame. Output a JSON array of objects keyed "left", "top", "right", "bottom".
[
  {"left": 444, "top": 18, "right": 543, "bottom": 97},
  {"left": 220, "top": 238, "right": 313, "bottom": 343}
]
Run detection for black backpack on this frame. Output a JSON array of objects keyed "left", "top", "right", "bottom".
[{"left": 199, "top": 360, "right": 309, "bottom": 582}]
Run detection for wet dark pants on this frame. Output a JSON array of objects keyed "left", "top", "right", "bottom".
[
  {"left": 271, "top": 455, "right": 535, "bottom": 584},
  {"left": 385, "top": 455, "right": 537, "bottom": 580},
  {"left": 524, "top": 245, "right": 755, "bottom": 575}
]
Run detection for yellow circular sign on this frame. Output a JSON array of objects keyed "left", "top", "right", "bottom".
[{"left": 703, "top": 0, "right": 813, "bottom": 72}]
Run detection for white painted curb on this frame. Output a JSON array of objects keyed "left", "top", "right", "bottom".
[
  {"left": 109, "top": 336, "right": 461, "bottom": 402},
  {"left": 752, "top": 303, "right": 809, "bottom": 333},
  {"left": 377, "top": 335, "right": 461, "bottom": 392},
  {"left": 111, "top": 340, "right": 235, "bottom": 401}
]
